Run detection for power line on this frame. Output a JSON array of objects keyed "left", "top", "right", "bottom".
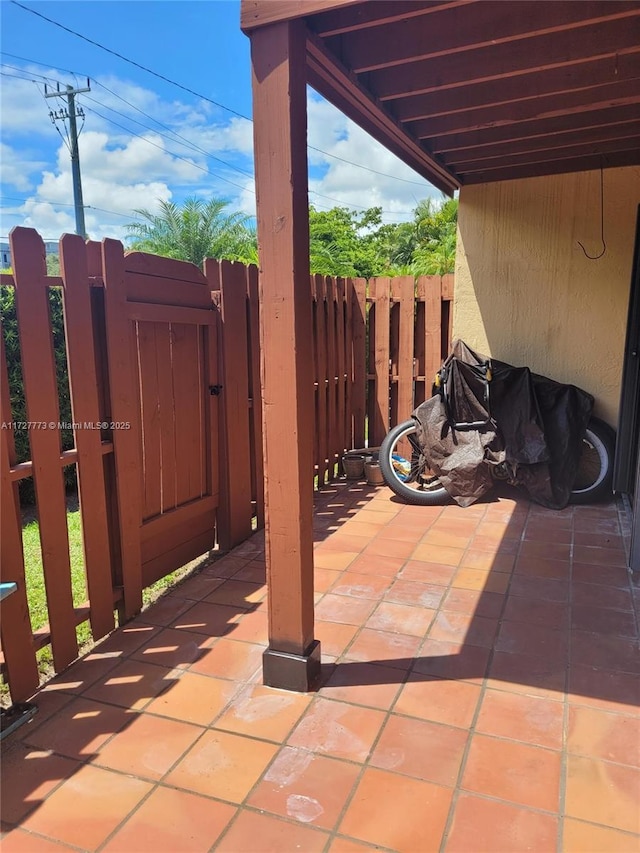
[
  {"left": 1, "top": 18, "right": 430, "bottom": 188},
  {"left": 1, "top": 194, "right": 142, "bottom": 220}
]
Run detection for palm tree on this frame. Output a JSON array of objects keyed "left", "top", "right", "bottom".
[{"left": 126, "top": 197, "right": 257, "bottom": 268}]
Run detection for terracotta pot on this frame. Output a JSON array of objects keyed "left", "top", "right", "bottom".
[
  {"left": 343, "top": 454, "right": 365, "bottom": 479},
  {"left": 364, "top": 460, "right": 384, "bottom": 485}
]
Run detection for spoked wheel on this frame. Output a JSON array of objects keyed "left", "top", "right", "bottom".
[
  {"left": 570, "top": 417, "right": 616, "bottom": 504},
  {"left": 379, "top": 419, "right": 451, "bottom": 505}
]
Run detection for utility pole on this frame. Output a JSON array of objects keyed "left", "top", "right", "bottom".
[{"left": 45, "top": 80, "right": 91, "bottom": 239}]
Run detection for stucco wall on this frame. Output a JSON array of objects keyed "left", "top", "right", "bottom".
[{"left": 453, "top": 166, "right": 640, "bottom": 426}]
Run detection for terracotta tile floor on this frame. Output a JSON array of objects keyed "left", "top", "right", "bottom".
[{"left": 2, "top": 481, "right": 640, "bottom": 852}]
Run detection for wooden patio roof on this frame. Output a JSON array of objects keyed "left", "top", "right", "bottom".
[{"left": 241, "top": 0, "right": 640, "bottom": 194}]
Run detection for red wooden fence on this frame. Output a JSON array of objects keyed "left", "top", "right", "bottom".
[{"left": 0, "top": 228, "right": 452, "bottom": 703}]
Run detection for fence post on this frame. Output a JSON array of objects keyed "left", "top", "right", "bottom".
[
  {"left": 60, "top": 234, "right": 116, "bottom": 640},
  {"left": 420, "top": 274, "right": 443, "bottom": 389},
  {"left": 205, "top": 259, "right": 252, "bottom": 550},
  {"left": 370, "top": 277, "right": 391, "bottom": 446},
  {"left": 101, "top": 238, "right": 143, "bottom": 620},
  {"left": 0, "top": 326, "right": 40, "bottom": 702},
  {"left": 351, "top": 278, "right": 367, "bottom": 449},
  {"left": 246, "top": 264, "right": 264, "bottom": 528},
  {"left": 10, "top": 227, "right": 78, "bottom": 670}
]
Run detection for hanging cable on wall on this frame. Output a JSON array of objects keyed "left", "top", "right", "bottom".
[{"left": 577, "top": 166, "right": 607, "bottom": 260}]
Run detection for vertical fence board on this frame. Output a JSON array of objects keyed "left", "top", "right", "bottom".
[
  {"left": 344, "top": 277, "right": 353, "bottom": 451},
  {"left": 351, "top": 278, "right": 367, "bottom": 448},
  {"left": 325, "top": 277, "right": 338, "bottom": 476},
  {"left": 10, "top": 228, "right": 78, "bottom": 669},
  {"left": 314, "top": 275, "right": 329, "bottom": 485},
  {"left": 60, "top": 234, "right": 115, "bottom": 640},
  {"left": 395, "top": 276, "right": 415, "bottom": 425},
  {"left": 101, "top": 238, "right": 143, "bottom": 619},
  {"left": 371, "top": 277, "right": 391, "bottom": 446},
  {"left": 247, "top": 264, "right": 264, "bottom": 527},
  {"left": 335, "top": 277, "right": 347, "bottom": 464},
  {"left": 207, "top": 259, "right": 252, "bottom": 549},
  {"left": 153, "top": 323, "right": 177, "bottom": 512},
  {"left": 421, "top": 274, "right": 443, "bottom": 390},
  {"left": 0, "top": 323, "right": 40, "bottom": 701}
]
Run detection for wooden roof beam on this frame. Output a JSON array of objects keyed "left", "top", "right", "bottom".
[
  {"left": 369, "top": 17, "right": 640, "bottom": 100},
  {"left": 409, "top": 82, "right": 640, "bottom": 138},
  {"left": 440, "top": 120, "right": 640, "bottom": 163},
  {"left": 461, "top": 150, "right": 640, "bottom": 184},
  {"left": 334, "top": 0, "right": 639, "bottom": 74},
  {"left": 431, "top": 105, "right": 640, "bottom": 153},
  {"left": 310, "top": 0, "right": 471, "bottom": 37},
  {"left": 240, "top": 0, "right": 363, "bottom": 32},
  {"left": 390, "top": 51, "right": 640, "bottom": 122}
]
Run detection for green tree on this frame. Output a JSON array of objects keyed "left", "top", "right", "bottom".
[
  {"left": 309, "top": 205, "right": 391, "bottom": 278},
  {"left": 126, "top": 197, "right": 257, "bottom": 268}
]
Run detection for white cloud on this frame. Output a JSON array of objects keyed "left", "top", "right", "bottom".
[{"left": 0, "top": 143, "right": 46, "bottom": 191}]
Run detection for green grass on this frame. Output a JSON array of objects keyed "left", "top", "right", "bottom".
[{"left": 2, "top": 499, "right": 197, "bottom": 699}]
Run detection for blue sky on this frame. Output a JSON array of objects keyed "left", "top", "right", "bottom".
[{"left": 1, "top": 0, "right": 439, "bottom": 243}]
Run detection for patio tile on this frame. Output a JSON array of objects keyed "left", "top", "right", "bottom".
[
  {"left": 413, "top": 638, "right": 490, "bottom": 684},
  {"left": 508, "top": 575, "right": 569, "bottom": 602},
  {"left": 315, "top": 620, "right": 359, "bottom": 657},
  {"left": 411, "top": 543, "right": 465, "bottom": 566},
  {"left": 451, "top": 567, "right": 510, "bottom": 593},
  {"left": 101, "top": 786, "right": 236, "bottom": 853},
  {"left": 227, "top": 608, "right": 269, "bottom": 644},
  {"left": 247, "top": 746, "right": 360, "bottom": 830},
  {"left": 130, "top": 627, "right": 210, "bottom": 669},
  {"left": 317, "top": 533, "right": 371, "bottom": 553},
  {"left": 233, "top": 561, "right": 266, "bottom": 584},
  {"left": 315, "top": 593, "right": 377, "bottom": 626},
  {"left": 513, "top": 555, "right": 571, "bottom": 580},
  {"left": 145, "top": 671, "right": 238, "bottom": 726},
  {"left": 574, "top": 544, "right": 628, "bottom": 567},
  {"left": 502, "top": 596, "right": 569, "bottom": 629},
  {"left": 94, "top": 712, "right": 203, "bottom": 780},
  {"left": 366, "top": 600, "right": 436, "bottom": 637},
  {"left": 170, "top": 601, "right": 246, "bottom": 637},
  {"left": 314, "top": 552, "right": 358, "bottom": 571},
  {"left": 399, "top": 559, "right": 456, "bottom": 586},
  {"left": 375, "top": 523, "right": 426, "bottom": 543},
  {"left": 441, "top": 587, "right": 504, "bottom": 618},
  {"left": 564, "top": 755, "right": 640, "bottom": 833},
  {"left": 562, "top": 818, "right": 640, "bottom": 852},
  {"left": 488, "top": 651, "right": 567, "bottom": 699},
  {"left": 394, "top": 674, "right": 482, "bottom": 728},
  {"left": 330, "top": 571, "right": 392, "bottom": 600},
  {"left": 342, "top": 627, "right": 421, "bottom": 669},
  {"left": 567, "top": 706, "right": 640, "bottom": 766},
  {"left": 519, "top": 540, "right": 571, "bottom": 562},
  {"left": 445, "top": 793, "right": 559, "bottom": 853},
  {"left": 366, "top": 538, "right": 417, "bottom": 559},
  {"left": 23, "top": 697, "right": 132, "bottom": 761},
  {"left": 188, "top": 638, "right": 264, "bottom": 681},
  {"left": 572, "top": 562, "right": 631, "bottom": 588},
  {"left": 82, "top": 659, "right": 179, "bottom": 710},
  {"left": 460, "top": 550, "right": 515, "bottom": 572},
  {"left": 571, "top": 604, "right": 637, "bottom": 638},
  {"left": 461, "top": 734, "right": 561, "bottom": 812},
  {"left": 287, "top": 696, "right": 385, "bottom": 762},
  {"left": 420, "top": 529, "right": 472, "bottom": 550},
  {"left": 0, "top": 745, "right": 79, "bottom": 825},
  {"left": 37, "top": 650, "right": 122, "bottom": 697},
  {"left": 344, "top": 553, "right": 406, "bottom": 577},
  {"left": 21, "top": 764, "right": 151, "bottom": 850},
  {"left": 204, "top": 579, "right": 266, "bottom": 609},
  {"left": 338, "top": 767, "right": 452, "bottom": 851},
  {"left": 570, "top": 632, "right": 640, "bottom": 674},
  {"left": 136, "top": 593, "right": 194, "bottom": 626},
  {"left": 383, "top": 578, "right": 446, "bottom": 608},
  {"left": 573, "top": 530, "right": 626, "bottom": 549},
  {"left": 475, "top": 689, "right": 564, "bottom": 750},
  {"left": 468, "top": 534, "right": 519, "bottom": 554},
  {"left": 495, "top": 621, "right": 569, "bottom": 661},
  {"left": 214, "top": 683, "right": 312, "bottom": 742},
  {"left": 0, "top": 829, "right": 78, "bottom": 852},
  {"left": 370, "top": 714, "right": 468, "bottom": 786},
  {"left": 164, "top": 729, "right": 277, "bottom": 803},
  {"left": 328, "top": 837, "right": 384, "bottom": 853},
  {"left": 319, "top": 661, "right": 403, "bottom": 710},
  {"left": 214, "top": 810, "right": 328, "bottom": 853},
  {"left": 429, "top": 611, "right": 498, "bottom": 648},
  {"left": 571, "top": 580, "right": 634, "bottom": 611},
  {"left": 568, "top": 665, "right": 640, "bottom": 715}
]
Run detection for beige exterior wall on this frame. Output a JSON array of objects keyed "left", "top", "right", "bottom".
[{"left": 453, "top": 166, "right": 640, "bottom": 426}]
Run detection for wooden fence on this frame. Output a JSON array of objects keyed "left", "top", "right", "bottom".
[{"left": 0, "top": 227, "right": 452, "bottom": 703}]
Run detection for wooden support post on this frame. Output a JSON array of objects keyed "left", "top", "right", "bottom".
[{"left": 250, "top": 19, "right": 320, "bottom": 690}]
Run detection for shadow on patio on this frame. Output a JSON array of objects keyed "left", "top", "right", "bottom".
[{"left": 1, "top": 480, "right": 639, "bottom": 852}]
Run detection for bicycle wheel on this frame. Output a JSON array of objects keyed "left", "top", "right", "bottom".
[
  {"left": 379, "top": 419, "right": 450, "bottom": 505},
  {"left": 570, "top": 417, "right": 616, "bottom": 504}
]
